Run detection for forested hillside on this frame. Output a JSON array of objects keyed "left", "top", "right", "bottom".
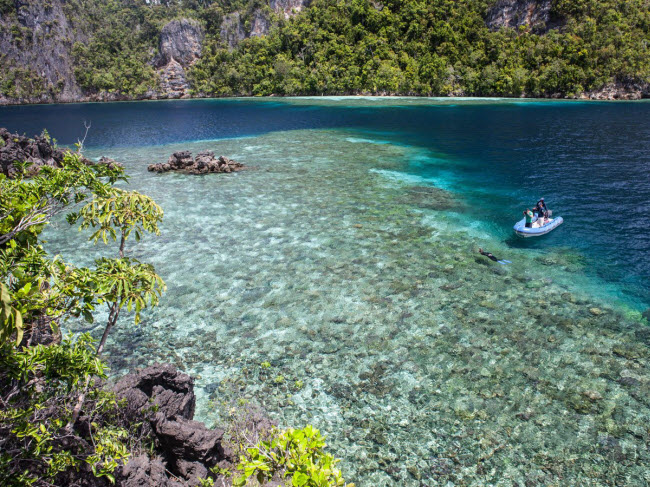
[
  {"left": 0, "top": 0, "right": 648, "bottom": 103},
  {"left": 190, "top": 0, "right": 650, "bottom": 97}
]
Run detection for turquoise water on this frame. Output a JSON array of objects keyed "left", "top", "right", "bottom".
[{"left": 2, "top": 98, "right": 650, "bottom": 485}]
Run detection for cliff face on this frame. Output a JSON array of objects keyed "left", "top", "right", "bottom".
[
  {"left": 271, "top": 0, "right": 311, "bottom": 20},
  {"left": 155, "top": 19, "right": 204, "bottom": 99},
  {"left": 485, "top": 0, "right": 557, "bottom": 32},
  {"left": 0, "top": 0, "right": 647, "bottom": 103},
  {"left": 155, "top": 19, "right": 204, "bottom": 68},
  {"left": 0, "top": 0, "right": 84, "bottom": 103},
  {"left": 0, "top": 0, "right": 310, "bottom": 104},
  {"left": 220, "top": 0, "right": 309, "bottom": 48}
]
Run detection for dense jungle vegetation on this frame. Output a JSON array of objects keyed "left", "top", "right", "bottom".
[
  {"left": 189, "top": 0, "right": 650, "bottom": 97},
  {"left": 1, "top": 0, "right": 649, "bottom": 99}
]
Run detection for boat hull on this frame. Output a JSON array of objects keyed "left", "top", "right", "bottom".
[{"left": 514, "top": 216, "right": 563, "bottom": 237}]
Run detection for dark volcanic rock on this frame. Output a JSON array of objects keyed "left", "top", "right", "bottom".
[
  {"left": 21, "top": 315, "right": 62, "bottom": 347},
  {"left": 118, "top": 455, "right": 172, "bottom": 487},
  {"left": 148, "top": 151, "right": 245, "bottom": 175},
  {"left": 113, "top": 363, "right": 196, "bottom": 421},
  {"left": 175, "top": 459, "right": 209, "bottom": 486},
  {"left": 153, "top": 414, "right": 225, "bottom": 466},
  {"left": 0, "top": 128, "right": 123, "bottom": 178},
  {"left": 112, "top": 364, "right": 237, "bottom": 484},
  {"left": 0, "top": 128, "right": 67, "bottom": 177}
]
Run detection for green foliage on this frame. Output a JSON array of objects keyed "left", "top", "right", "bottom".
[
  {"left": 4, "top": 0, "right": 649, "bottom": 98},
  {"left": 1, "top": 149, "right": 123, "bottom": 241},
  {"left": 71, "top": 188, "right": 164, "bottom": 249},
  {"left": 0, "top": 334, "right": 131, "bottom": 485},
  {"left": 198, "top": 476, "right": 216, "bottom": 487},
  {"left": 0, "top": 64, "right": 50, "bottom": 100},
  {"left": 0, "top": 151, "right": 126, "bottom": 343},
  {"left": 189, "top": 0, "right": 650, "bottom": 97},
  {"left": 0, "top": 283, "right": 24, "bottom": 345},
  {"left": 234, "top": 425, "right": 353, "bottom": 487},
  {"left": 67, "top": 1, "right": 172, "bottom": 96},
  {"left": 0, "top": 0, "right": 16, "bottom": 16},
  {"left": 0, "top": 135, "right": 164, "bottom": 484},
  {"left": 91, "top": 257, "right": 166, "bottom": 326}
]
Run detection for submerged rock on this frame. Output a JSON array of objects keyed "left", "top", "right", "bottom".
[
  {"left": 148, "top": 151, "right": 245, "bottom": 175},
  {"left": 642, "top": 308, "right": 650, "bottom": 321},
  {"left": 405, "top": 185, "right": 461, "bottom": 211}
]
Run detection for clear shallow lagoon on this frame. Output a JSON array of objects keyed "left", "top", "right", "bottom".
[{"left": 2, "top": 98, "right": 650, "bottom": 485}]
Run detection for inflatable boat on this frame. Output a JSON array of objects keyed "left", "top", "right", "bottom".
[{"left": 514, "top": 214, "right": 563, "bottom": 237}]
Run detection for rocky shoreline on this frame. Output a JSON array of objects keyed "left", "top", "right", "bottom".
[
  {"left": 148, "top": 151, "right": 245, "bottom": 175},
  {"left": 0, "top": 128, "right": 120, "bottom": 178},
  {"left": 1, "top": 87, "right": 649, "bottom": 107},
  {"left": 112, "top": 364, "right": 265, "bottom": 486},
  {"left": 57, "top": 363, "right": 271, "bottom": 487}
]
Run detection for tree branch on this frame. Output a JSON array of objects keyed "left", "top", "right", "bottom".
[{"left": 77, "top": 121, "right": 91, "bottom": 154}]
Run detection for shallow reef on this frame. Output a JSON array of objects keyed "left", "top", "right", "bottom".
[{"left": 48, "top": 129, "right": 650, "bottom": 486}]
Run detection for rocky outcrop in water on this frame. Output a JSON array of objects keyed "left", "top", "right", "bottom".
[
  {"left": 0, "top": 128, "right": 122, "bottom": 178},
  {"left": 148, "top": 151, "right": 245, "bottom": 175}
]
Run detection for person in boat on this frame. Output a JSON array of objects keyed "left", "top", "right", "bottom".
[
  {"left": 536, "top": 198, "right": 549, "bottom": 219},
  {"left": 532, "top": 204, "right": 545, "bottom": 227},
  {"left": 523, "top": 208, "right": 534, "bottom": 228}
]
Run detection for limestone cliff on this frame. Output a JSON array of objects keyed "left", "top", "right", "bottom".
[
  {"left": 220, "top": 0, "right": 309, "bottom": 48},
  {"left": 0, "top": 0, "right": 310, "bottom": 104},
  {"left": 485, "top": 0, "right": 556, "bottom": 32},
  {"left": 271, "top": 0, "right": 310, "bottom": 20},
  {"left": 0, "top": 0, "right": 645, "bottom": 103},
  {"left": 154, "top": 19, "right": 204, "bottom": 99},
  {"left": 0, "top": 0, "right": 84, "bottom": 104}
]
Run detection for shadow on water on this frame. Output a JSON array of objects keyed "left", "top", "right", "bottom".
[{"left": 504, "top": 235, "right": 538, "bottom": 248}]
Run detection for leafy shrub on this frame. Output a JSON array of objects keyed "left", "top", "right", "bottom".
[
  {"left": 1, "top": 142, "right": 164, "bottom": 485},
  {"left": 0, "top": 334, "right": 131, "bottom": 485},
  {"left": 234, "top": 425, "right": 354, "bottom": 487}
]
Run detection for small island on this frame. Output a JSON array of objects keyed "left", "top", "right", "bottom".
[{"left": 148, "top": 151, "right": 245, "bottom": 175}]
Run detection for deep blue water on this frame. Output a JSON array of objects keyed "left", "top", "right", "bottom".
[{"left": 2, "top": 98, "right": 649, "bottom": 308}]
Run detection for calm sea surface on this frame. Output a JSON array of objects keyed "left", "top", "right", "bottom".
[{"left": 2, "top": 98, "right": 649, "bottom": 485}]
